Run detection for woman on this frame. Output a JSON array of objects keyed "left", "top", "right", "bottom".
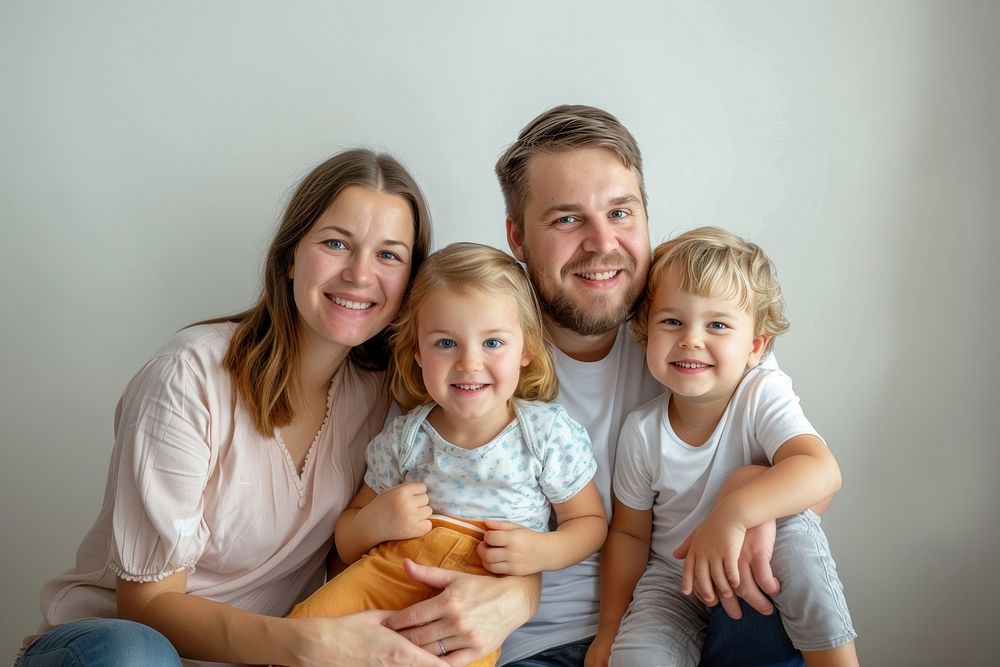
[{"left": 17, "top": 149, "right": 537, "bottom": 667}]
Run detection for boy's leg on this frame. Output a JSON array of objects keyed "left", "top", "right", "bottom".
[
  {"left": 770, "top": 511, "right": 857, "bottom": 658},
  {"left": 611, "top": 554, "right": 710, "bottom": 667}
]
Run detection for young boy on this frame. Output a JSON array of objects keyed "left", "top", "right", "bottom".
[{"left": 587, "top": 227, "right": 858, "bottom": 667}]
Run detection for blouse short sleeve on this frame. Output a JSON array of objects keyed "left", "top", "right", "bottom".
[
  {"left": 534, "top": 403, "right": 598, "bottom": 505},
  {"left": 109, "top": 351, "right": 214, "bottom": 582}
]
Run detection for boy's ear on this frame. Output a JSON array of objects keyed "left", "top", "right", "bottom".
[{"left": 747, "top": 334, "right": 770, "bottom": 368}]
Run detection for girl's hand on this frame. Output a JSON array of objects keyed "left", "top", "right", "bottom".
[
  {"left": 386, "top": 559, "right": 539, "bottom": 666},
  {"left": 478, "top": 520, "right": 545, "bottom": 575},
  {"left": 358, "top": 482, "right": 432, "bottom": 542}
]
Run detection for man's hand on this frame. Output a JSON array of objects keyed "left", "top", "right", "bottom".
[{"left": 385, "top": 558, "right": 538, "bottom": 666}]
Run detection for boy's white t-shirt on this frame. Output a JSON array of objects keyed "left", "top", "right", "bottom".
[
  {"left": 613, "top": 352, "right": 823, "bottom": 561},
  {"left": 500, "top": 326, "right": 662, "bottom": 663}
]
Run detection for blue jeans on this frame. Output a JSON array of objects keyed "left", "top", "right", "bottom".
[
  {"left": 504, "top": 604, "right": 803, "bottom": 667},
  {"left": 16, "top": 618, "right": 181, "bottom": 667},
  {"left": 701, "top": 602, "right": 803, "bottom": 667}
]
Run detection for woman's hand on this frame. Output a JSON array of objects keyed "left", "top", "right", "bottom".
[
  {"left": 384, "top": 558, "right": 539, "bottom": 666},
  {"left": 287, "top": 612, "right": 449, "bottom": 667}
]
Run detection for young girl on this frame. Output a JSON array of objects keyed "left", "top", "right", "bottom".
[
  {"left": 288, "top": 242, "right": 608, "bottom": 667},
  {"left": 587, "top": 227, "right": 857, "bottom": 667}
]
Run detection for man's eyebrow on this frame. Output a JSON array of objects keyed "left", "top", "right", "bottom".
[{"left": 608, "top": 194, "right": 641, "bottom": 207}]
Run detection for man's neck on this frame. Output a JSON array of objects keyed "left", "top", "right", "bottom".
[{"left": 545, "top": 316, "right": 620, "bottom": 362}]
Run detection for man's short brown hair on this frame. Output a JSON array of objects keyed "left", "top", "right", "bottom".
[{"left": 495, "top": 104, "right": 646, "bottom": 230}]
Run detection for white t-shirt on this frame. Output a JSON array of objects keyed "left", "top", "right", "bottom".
[
  {"left": 32, "top": 323, "right": 389, "bottom": 667},
  {"left": 500, "top": 326, "right": 662, "bottom": 663},
  {"left": 613, "top": 353, "right": 823, "bottom": 561},
  {"left": 364, "top": 400, "right": 597, "bottom": 532}
]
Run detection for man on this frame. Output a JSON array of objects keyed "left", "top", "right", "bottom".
[{"left": 495, "top": 105, "right": 804, "bottom": 666}]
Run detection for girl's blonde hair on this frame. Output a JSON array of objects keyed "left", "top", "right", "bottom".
[
  {"left": 632, "top": 226, "right": 790, "bottom": 353},
  {"left": 390, "top": 242, "right": 558, "bottom": 411}
]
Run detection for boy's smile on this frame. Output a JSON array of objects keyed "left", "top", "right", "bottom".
[{"left": 645, "top": 266, "right": 768, "bottom": 415}]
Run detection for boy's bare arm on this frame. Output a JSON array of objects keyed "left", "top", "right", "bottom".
[
  {"left": 680, "top": 435, "right": 842, "bottom": 603},
  {"left": 477, "top": 480, "right": 607, "bottom": 575},
  {"left": 585, "top": 499, "right": 653, "bottom": 667},
  {"left": 719, "top": 434, "right": 842, "bottom": 528}
]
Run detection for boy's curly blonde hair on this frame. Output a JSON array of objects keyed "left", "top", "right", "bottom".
[
  {"left": 389, "top": 242, "right": 559, "bottom": 412},
  {"left": 631, "top": 226, "right": 790, "bottom": 353}
]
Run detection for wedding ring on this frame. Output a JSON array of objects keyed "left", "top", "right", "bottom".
[{"left": 437, "top": 639, "right": 447, "bottom": 656}]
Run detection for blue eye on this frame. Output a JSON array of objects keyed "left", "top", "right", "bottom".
[
  {"left": 484, "top": 338, "right": 504, "bottom": 349},
  {"left": 708, "top": 322, "right": 729, "bottom": 330},
  {"left": 377, "top": 250, "right": 400, "bottom": 261},
  {"left": 556, "top": 215, "right": 578, "bottom": 225},
  {"left": 435, "top": 339, "right": 457, "bottom": 349},
  {"left": 609, "top": 209, "right": 628, "bottom": 219},
  {"left": 324, "top": 239, "right": 346, "bottom": 250},
  {"left": 662, "top": 318, "right": 681, "bottom": 327}
]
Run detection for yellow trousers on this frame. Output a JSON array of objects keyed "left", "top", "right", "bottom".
[{"left": 288, "top": 517, "right": 500, "bottom": 667}]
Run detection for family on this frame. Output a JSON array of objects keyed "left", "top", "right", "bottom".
[{"left": 16, "top": 105, "right": 858, "bottom": 667}]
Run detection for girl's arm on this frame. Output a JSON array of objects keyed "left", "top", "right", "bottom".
[
  {"left": 681, "top": 434, "right": 842, "bottom": 604},
  {"left": 584, "top": 498, "right": 653, "bottom": 667},
  {"left": 334, "top": 481, "right": 433, "bottom": 564},
  {"left": 117, "top": 572, "right": 447, "bottom": 667},
  {"left": 477, "top": 480, "right": 607, "bottom": 575}
]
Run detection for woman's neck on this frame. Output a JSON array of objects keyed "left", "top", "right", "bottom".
[{"left": 295, "top": 331, "right": 350, "bottom": 398}]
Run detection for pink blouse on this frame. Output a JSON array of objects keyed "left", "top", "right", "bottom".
[{"left": 35, "top": 323, "right": 389, "bottom": 652}]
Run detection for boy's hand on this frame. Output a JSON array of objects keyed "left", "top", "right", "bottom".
[
  {"left": 359, "top": 482, "right": 432, "bottom": 542},
  {"left": 477, "top": 520, "right": 545, "bottom": 575},
  {"left": 675, "top": 510, "right": 746, "bottom": 607},
  {"left": 584, "top": 626, "right": 616, "bottom": 667}
]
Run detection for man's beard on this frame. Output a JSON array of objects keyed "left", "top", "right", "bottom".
[{"left": 524, "top": 250, "right": 646, "bottom": 337}]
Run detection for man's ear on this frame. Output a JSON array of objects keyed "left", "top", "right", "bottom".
[
  {"left": 506, "top": 217, "right": 525, "bottom": 261},
  {"left": 747, "top": 334, "right": 770, "bottom": 368}
]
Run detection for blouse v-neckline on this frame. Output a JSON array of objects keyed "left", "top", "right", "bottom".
[{"left": 274, "top": 371, "right": 340, "bottom": 509}]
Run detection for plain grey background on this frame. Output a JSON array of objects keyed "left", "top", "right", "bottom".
[{"left": 3, "top": 1, "right": 997, "bottom": 665}]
